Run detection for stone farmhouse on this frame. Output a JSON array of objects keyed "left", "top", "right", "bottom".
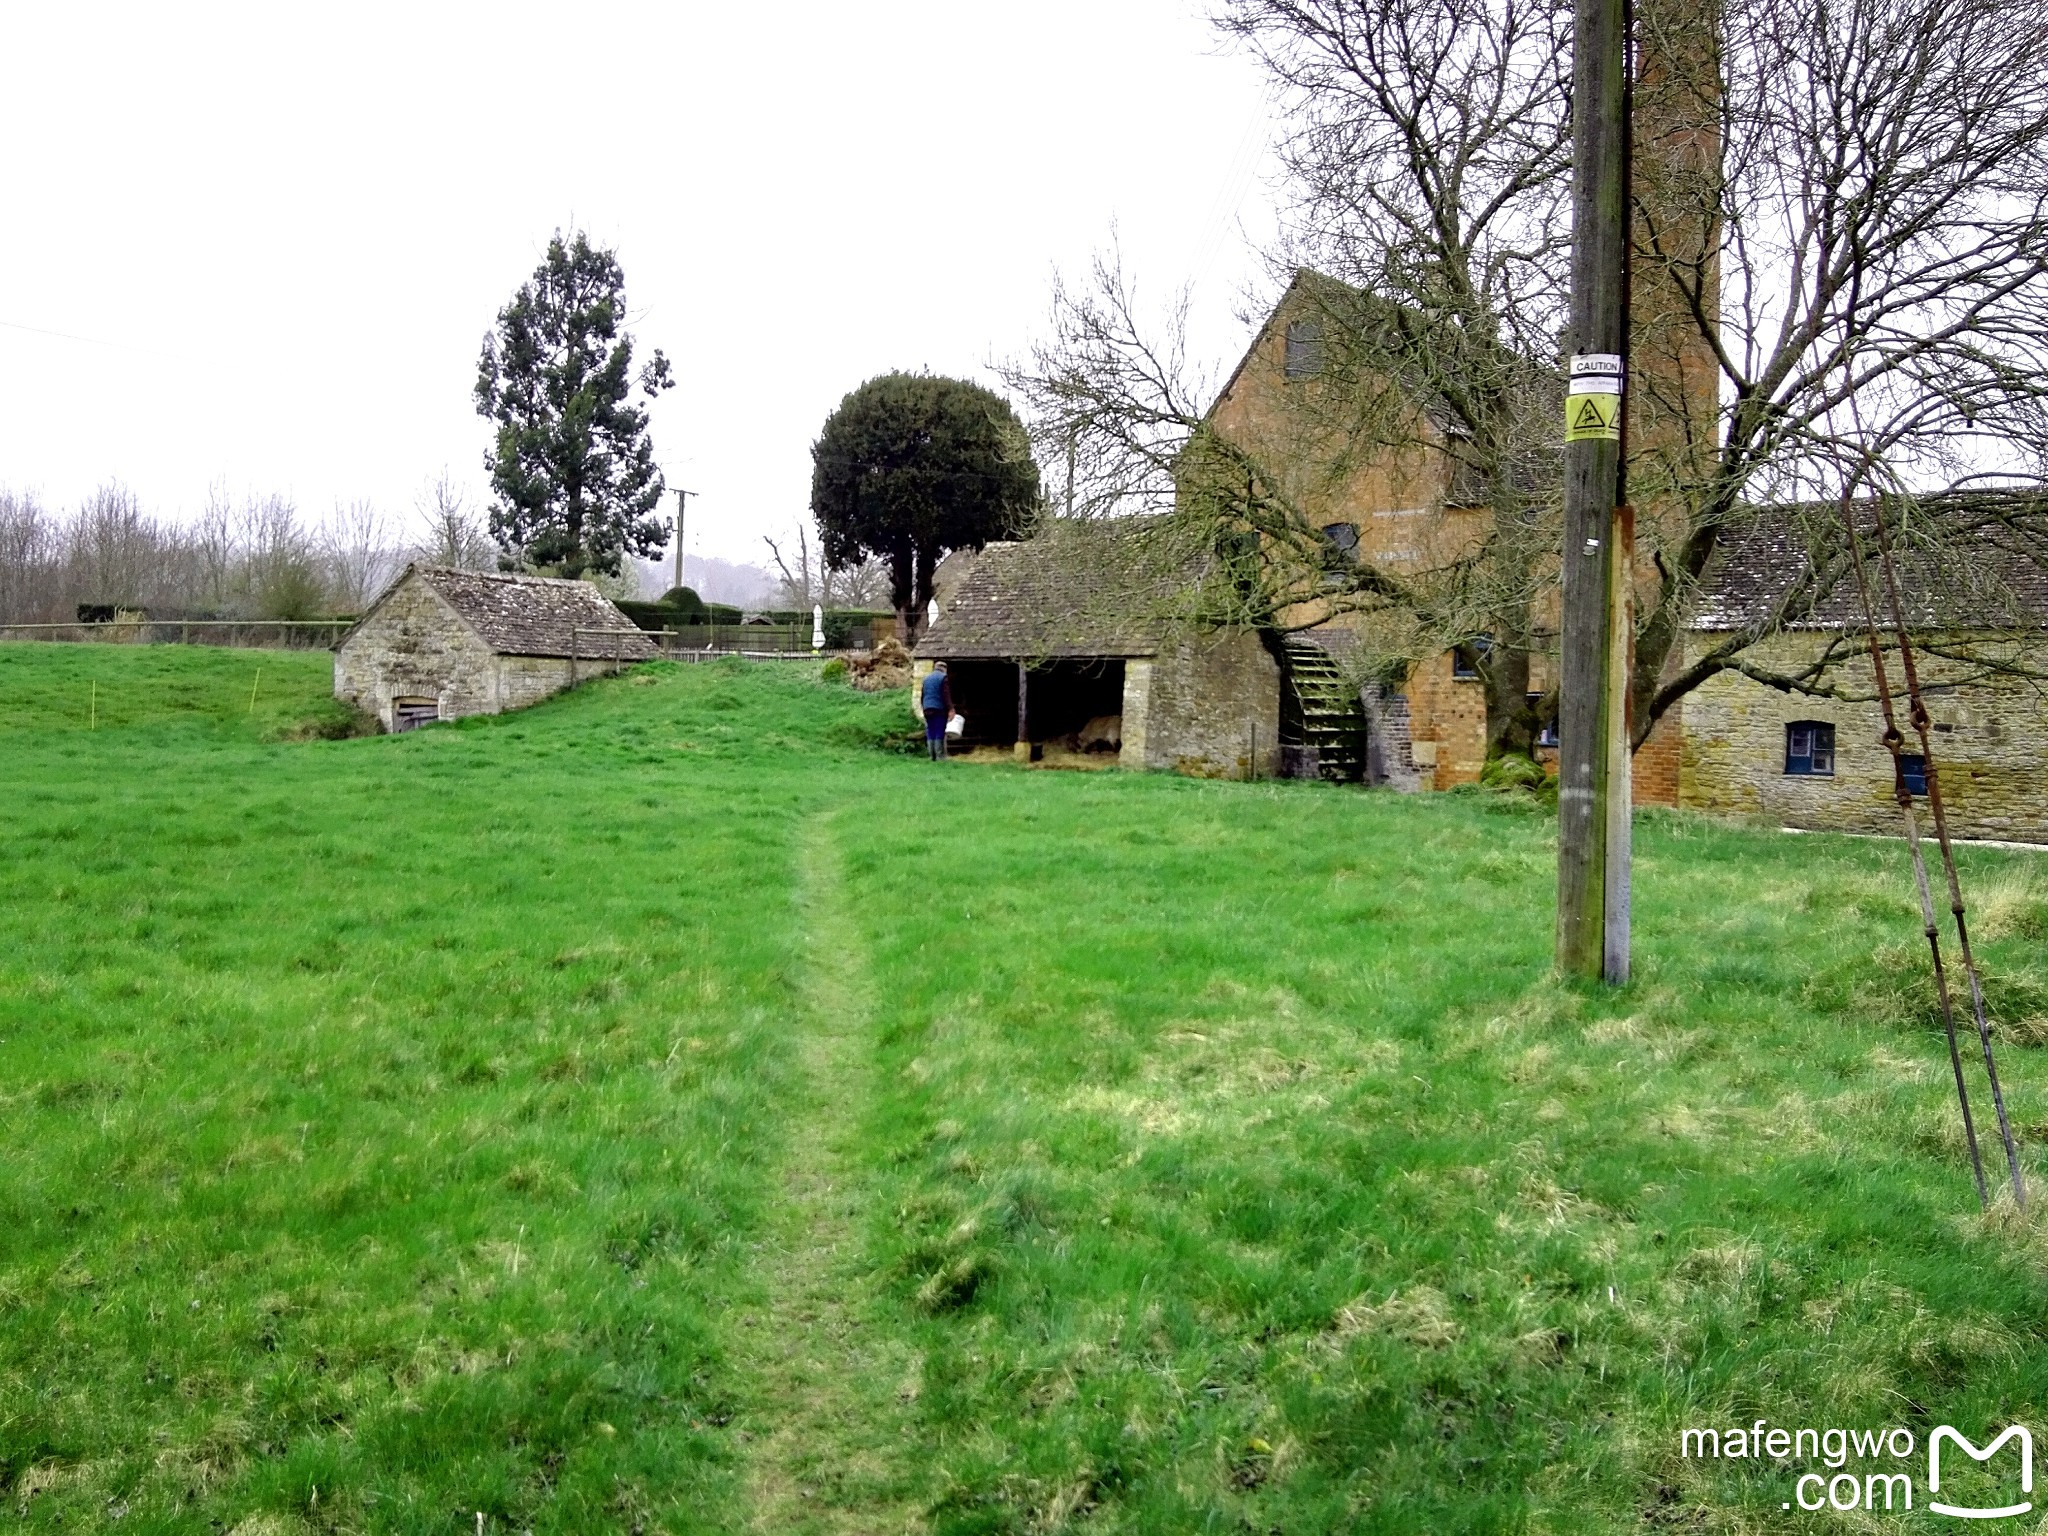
[{"left": 335, "top": 565, "right": 654, "bottom": 732}]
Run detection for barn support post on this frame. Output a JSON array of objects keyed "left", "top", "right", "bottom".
[{"left": 1015, "top": 660, "right": 1030, "bottom": 761}]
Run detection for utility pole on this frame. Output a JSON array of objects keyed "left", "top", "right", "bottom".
[
  {"left": 1556, "top": 0, "right": 1633, "bottom": 982},
  {"left": 671, "top": 488, "right": 695, "bottom": 595}
]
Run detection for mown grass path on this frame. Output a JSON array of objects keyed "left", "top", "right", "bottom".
[{"left": 736, "top": 814, "right": 924, "bottom": 1534}]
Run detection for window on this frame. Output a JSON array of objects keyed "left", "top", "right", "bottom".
[
  {"left": 1898, "top": 753, "right": 1928, "bottom": 796},
  {"left": 1284, "top": 320, "right": 1323, "bottom": 379},
  {"left": 1452, "top": 637, "right": 1491, "bottom": 679},
  {"left": 1319, "top": 521, "right": 1359, "bottom": 563},
  {"left": 1531, "top": 692, "right": 1559, "bottom": 747},
  {"left": 1785, "top": 720, "right": 1835, "bottom": 776}
]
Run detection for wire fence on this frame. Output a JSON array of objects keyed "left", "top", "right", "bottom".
[
  {"left": 0, "top": 618, "right": 845, "bottom": 662},
  {"left": 0, "top": 619, "right": 354, "bottom": 650}
]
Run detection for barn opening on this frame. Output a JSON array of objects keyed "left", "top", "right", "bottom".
[
  {"left": 941, "top": 660, "right": 1021, "bottom": 749},
  {"left": 1026, "top": 659, "right": 1125, "bottom": 756}
]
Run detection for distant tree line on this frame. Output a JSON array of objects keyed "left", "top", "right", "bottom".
[{"left": 0, "top": 473, "right": 496, "bottom": 626}]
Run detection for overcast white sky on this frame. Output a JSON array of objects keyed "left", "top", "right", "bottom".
[{"left": 0, "top": 2, "right": 1282, "bottom": 570}]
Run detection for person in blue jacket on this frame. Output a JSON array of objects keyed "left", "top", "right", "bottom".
[{"left": 920, "top": 662, "right": 954, "bottom": 760}]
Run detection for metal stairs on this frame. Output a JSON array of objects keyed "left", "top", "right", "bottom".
[{"left": 1276, "top": 635, "right": 1368, "bottom": 782}]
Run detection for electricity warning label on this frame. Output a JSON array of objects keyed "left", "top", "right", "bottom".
[
  {"left": 1566, "top": 390, "right": 1622, "bottom": 441},
  {"left": 1566, "top": 355, "right": 1625, "bottom": 442}
]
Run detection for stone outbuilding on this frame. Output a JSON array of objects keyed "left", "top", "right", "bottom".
[
  {"left": 915, "top": 521, "right": 1284, "bottom": 777},
  {"left": 335, "top": 565, "right": 655, "bottom": 731},
  {"left": 1674, "top": 512, "right": 2048, "bottom": 842}
]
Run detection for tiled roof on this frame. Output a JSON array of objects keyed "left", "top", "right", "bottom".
[
  {"left": 916, "top": 519, "right": 1216, "bottom": 660},
  {"left": 1693, "top": 491, "right": 2048, "bottom": 632},
  {"left": 410, "top": 566, "right": 658, "bottom": 659}
]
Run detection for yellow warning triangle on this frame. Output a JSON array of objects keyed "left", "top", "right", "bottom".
[{"left": 1571, "top": 397, "right": 1609, "bottom": 429}]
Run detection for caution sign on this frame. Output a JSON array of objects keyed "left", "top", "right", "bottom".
[
  {"left": 1565, "top": 355, "right": 1625, "bottom": 443},
  {"left": 1566, "top": 389, "right": 1622, "bottom": 442}
]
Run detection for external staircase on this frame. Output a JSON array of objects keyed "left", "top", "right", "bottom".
[{"left": 1276, "top": 635, "right": 1368, "bottom": 781}]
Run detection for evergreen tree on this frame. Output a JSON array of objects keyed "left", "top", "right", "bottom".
[
  {"left": 810, "top": 373, "right": 1039, "bottom": 641},
  {"left": 475, "top": 232, "right": 673, "bottom": 577}
]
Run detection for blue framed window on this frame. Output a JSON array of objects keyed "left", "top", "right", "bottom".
[
  {"left": 1785, "top": 721, "right": 1835, "bottom": 776},
  {"left": 1452, "top": 636, "right": 1491, "bottom": 679},
  {"left": 1898, "top": 753, "right": 1928, "bottom": 796}
]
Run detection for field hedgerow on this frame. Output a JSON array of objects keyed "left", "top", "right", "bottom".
[{"left": 4, "top": 641, "right": 2048, "bottom": 1534}]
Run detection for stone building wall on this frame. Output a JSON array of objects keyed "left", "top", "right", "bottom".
[
  {"left": 1133, "top": 630, "right": 1282, "bottom": 778},
  {"left": 1677, "top": 632, "right": 2048, "bottom": 842},
  {"left": 495, "top": 655, "right": 578, "bottom": 712},
  {"left": 335, "top": 575, "right": 593, "bottom": 730},
  {"left": 334, "top": 578, "right": 499, "bottom": 730}
]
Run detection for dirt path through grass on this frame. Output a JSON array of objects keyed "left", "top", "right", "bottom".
[{"left": 736, "top": 811, "right": 923, "bottom": 1534}]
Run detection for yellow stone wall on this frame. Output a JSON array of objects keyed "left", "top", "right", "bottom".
[{"left": 1678, "top": 633, "right": 2048, "bottom": 842}]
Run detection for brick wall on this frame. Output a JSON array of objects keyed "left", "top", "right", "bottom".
[
  {"left": 1679, "top": 632, "right": 2048, "bottom": 842},
  {"left": 1399, "top": 653, "right": 1489, "bottom": 788},
  {"left": 1632, "top": 707, "right": 1683, "bottom": 807}
]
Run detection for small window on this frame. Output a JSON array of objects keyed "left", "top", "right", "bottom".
[
  {"left": 1531, "top": 692, "right": 1558, "bottom": 747},
  {"left": 1785, "top": 720, "right": 1835, "bottom": 776},
  {"left": 1284, "top": 320, "right": 1323, "bottom": 379},
  {"left": 1452, "top": 637, "right": 1491, "bottom": 679},
  {"left": 1319, "top": 521, "right": 1359, "bottom": 563},
  {"left": 1898, "top": 753, "right": 1928, "bottom": 796}
]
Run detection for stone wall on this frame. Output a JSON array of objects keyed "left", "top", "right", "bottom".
[
  {"left": 334, "top": 577, "right": 500, "bottom": 730},
  {"left": 335, "top": 574, "right": 587, "bottom": 729},
  {"left": 1131, "top": 630, "right": 1282, "bottom": 778},
  {"left": 1678, "top": 632, "right": 2048, "bottom": 842},
  {"left": 496, "top": 655, "right": 578, "bottom": 713}
]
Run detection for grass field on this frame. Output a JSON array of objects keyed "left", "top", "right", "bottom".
[{"left": 6, "top": 641, "right": 2048, "bottom": 1534}]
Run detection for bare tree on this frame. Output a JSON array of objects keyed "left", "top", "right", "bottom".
[
  {"left": 765, "top": 521, "right": 891, "bottom": 610},
  {"left": 320, "top": 500, "right": 402, "bottom": 612},
  {"left": 1630, "top": 0, "right": 2048, "bottom": 733},
  {"left": 66, "top": 483, "right": 169, "bottom": 612},
  {"left": 237, "top": 496, "right": 326, "bottom": 620},
  {"left": 0, "top": 489, "right": 60, "bottom": 624},
  {"left": 412, "top": 470, "right": 495, "bottom": 571}
]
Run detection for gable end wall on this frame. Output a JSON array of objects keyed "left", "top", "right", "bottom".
[{"left": 334, "top": 576, "right": 507, "bottom": 729}]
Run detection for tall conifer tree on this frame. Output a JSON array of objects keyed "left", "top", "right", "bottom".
[{"left": 475, "top": 233, "right": 673, "bottom": 577}]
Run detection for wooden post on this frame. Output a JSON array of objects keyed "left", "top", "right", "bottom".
[
  {"left": 1557, "top": 0, "right": 1632, "bottom": 982},
  {"left": 1015, "top": 660, "right": 1030, "bottom": 761}
]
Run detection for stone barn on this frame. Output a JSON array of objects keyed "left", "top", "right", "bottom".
[
  {"left": 915, "top": 522, "right": 1284, "bottom": 778},
  {"left": 335, "top": 565, "right": 656, "bottom": 731}
]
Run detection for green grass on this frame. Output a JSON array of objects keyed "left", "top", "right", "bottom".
[{"left": 5, "top": 641, "right": 2048, "bottom": 1533}]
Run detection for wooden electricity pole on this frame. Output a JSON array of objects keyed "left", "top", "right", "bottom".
[
  {"left": 671, "top": 488, "right": 696, "bottom": 595},
  {"left": 1556, "top": 0, "right": 1633, "bottom": 982}
]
